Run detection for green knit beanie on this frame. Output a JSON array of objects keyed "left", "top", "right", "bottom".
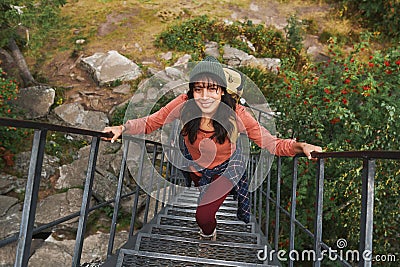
[{"left": 189, "top": 56, "right": 227, "bottom": 88}]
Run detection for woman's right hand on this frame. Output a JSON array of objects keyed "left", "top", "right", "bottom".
[{"left": 102, "top": 125, "right": 125, "bottom": 143}]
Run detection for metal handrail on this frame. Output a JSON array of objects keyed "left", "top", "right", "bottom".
[
  {"left": 0, "top": 117, "right": 186, "bottom": 267},
  {"left": 250, "top": 151, "right": 399, "bottom": 267}
]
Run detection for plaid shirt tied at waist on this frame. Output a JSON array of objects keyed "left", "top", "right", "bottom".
[{"left": 181, "top": 142, "right": 250, "bottom": 223}]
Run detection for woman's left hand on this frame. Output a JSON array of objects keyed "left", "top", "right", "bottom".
[{"left": 294, "top": 142, "right": 323, "bottom": 160}]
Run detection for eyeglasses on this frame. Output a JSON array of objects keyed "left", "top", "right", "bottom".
[{"left": 193, "top": 86, "right": 221, "bottom": 95}]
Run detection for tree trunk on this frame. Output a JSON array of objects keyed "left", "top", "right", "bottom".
[{"left": 8, "top": 38, "right": 36, "bottom": 86}]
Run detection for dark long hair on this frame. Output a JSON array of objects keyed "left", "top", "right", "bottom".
[{"left": 180, "top": 74, "right": 236, "bottom": 144}]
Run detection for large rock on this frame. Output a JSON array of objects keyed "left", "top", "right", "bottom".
[
  {"left": 0, "top": 173, "right": 25, "bottom": 195},
  {"left": 54, "top": 102, "right": 109, "bottom": 131},
  {"left": 13, "top": 152, "right": 60, "bottom": 181},
  {"left": 0, "top": 239, "right": 43, "bottom": 267},
  {"left": 0, "top": 195, "right": 21, "bottom": 239},
  {"left": 223, "top": 45, "right": 281, "bottom": 73},
  {"left": 80, "top": 50, "right": 142, "bottom": 86},
  {"left": 28, "top": 241, "right": 73, "bottom": 267},
  {"left": 204, "top": 41, "right": 220, "bottom": 58},
  {"left": 28, "top": 231, "right": 128, "bottom": 267},
  {"left": 35, "top": 188, "right": 88, "bottom": 225},
  {"left": 223, "top": 45, "right": 254, "bottom": 66},
  {"left": 56, "top": 142, "right": 133, "bottom": 204},
  {"left": 12, "top": 86, "right": 55, "bottom": 119}
]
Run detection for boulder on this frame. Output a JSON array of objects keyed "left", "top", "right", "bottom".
[
  {"left": 13, "top": 152, "right": 59, "bottom": 181},
  {"left": 35, "top": 188, "right": 87, "bottom": 225},
  {"left": 80, "top": 50, "right": 142, "bottom": 86},
  {"left": 223, "top": 45, "right": 281, "bottom": 73},
  {"left": 54, "top": 102, "right": 109, "bottom": 131},
  {"left": 0, "top": 195, "right": 21, "bottom": 239},
  {"left": 28, "top": 231, "right": 128, "bottom": 267},
  {"left": 12, "top": 86, "right": 55, "bottom": 119},
  {"left": 204, "top": 41, "right": 220, "bottom": 58}
]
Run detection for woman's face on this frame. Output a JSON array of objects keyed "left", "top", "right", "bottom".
[{"left": 192, "top": 79, "right": 223, "bottom": 117}]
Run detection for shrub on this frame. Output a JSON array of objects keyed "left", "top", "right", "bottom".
[
  {"left": 268, "top": 36, "right": 400, "bottom": 259},
  {"left": 0, "top": 69, "right": 27, "bottom": 167},
  {"left": 0, "top": 69, "right": 18, "bottom": 117},
  {"left": 336, "top": 0, "right": 400, "bottom": 41},
  {"left": 155, "top": 15, "right": 300, "bottom": 64}
]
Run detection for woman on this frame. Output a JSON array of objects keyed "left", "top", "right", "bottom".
[{"left": 103, "top": 56, "right": 322, "bottom": 241}]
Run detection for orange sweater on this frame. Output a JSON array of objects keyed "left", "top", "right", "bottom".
[{"left": 124, "top": 94, "right": 296, "bottom": 168}]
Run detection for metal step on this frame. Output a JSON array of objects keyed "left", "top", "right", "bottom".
[
  {"left": 173, "top": 197, "right": 239, "bottom": 209},
  {"left": 125, "top": 233, "right": 272, "bottom": 266},
  {"left": 170, "top": 201, "right": 238, "bottom": 212},
  {"left": 173, "top": 189, "right": 237, "bottom": 202},
  {"left": 175, "top": 192, "right": 237, "bottom": 203},
  {"left": 117, "top": 249, "right": 277, "bottom": 267},
  {"left": 157, "top": 214, "right": 255, "bottom": 233},
  {"left": 165, "top": 206, "right": 238, "bottom": 221},
  {"left": 148, "top": 224, "right": 261, "bottom": 245}
]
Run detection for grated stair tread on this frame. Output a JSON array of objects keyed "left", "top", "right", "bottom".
[
  {"left": 148, "top": 224, "right": 260, "bottom": 245},
  {"left": 157, "top": 214, "right": 255, "bottom": 233},
  {"left": 166, "top": 207, "right": 238, "bottom": 221},
  {"left": 128, "top": 233, "right": 271, "bottom": 266},
  {"left": 117, "top": 249, "right": 277, "bottom": 267}
]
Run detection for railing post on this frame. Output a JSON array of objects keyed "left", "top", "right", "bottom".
[
  {"left": 265, "top": 170, "right": 271, "bottom": 242},
  {"left": 15, "top": 129, "right": 47, "bottom": 267},
  {"left": 289, "top": 156, "right": 299, "bottom": 267},
  {"left": 161, "top": 158, "right": 168, "bottom": 209},
  {"left": 314, "top": 158, "right": 325, "bottom": 266},
  {"left": 359, "top": 159, "right": 376, "bottom": 267},
  {"left": 154, "top": 148, "right": 166, "bottom": 214},
  {"left": 129, "top": 140, "right": 146, "bottom": 236},
  {"left": 274, "top": 157, "right": 282, "bottom": 252},
  {"left": 72, "top": 136, "right": 100, "bottom": 267},
  {"left": 107, "top": 139, "right": 130, "bottom": 258},
  {"left": 258, "top": 174, "right": 263, "bottom": 227},
  {"left": 250, "top": 156, "right": 255, "bottom": 216},
  {"left": 143, "top": 144, "right": 158, "bottom": 224}
]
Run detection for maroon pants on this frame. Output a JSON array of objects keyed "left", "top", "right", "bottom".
[{"left": 190, "top": 174, "right": 233, "bottom": 235}]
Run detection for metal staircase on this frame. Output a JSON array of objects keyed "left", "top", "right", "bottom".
[
  {"left": 105, "top": 187, "right": 279, "bottom": 267},
  {"left": 1, "top": 118, "right": 397, "bottom": 267}
]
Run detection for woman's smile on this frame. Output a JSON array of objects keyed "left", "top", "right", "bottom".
[
  {"left": 192, "top": 82, "right": 223, "bottom": 116},
  {"left": 195, "top": 97, "right": 220, "bottom": 115},
  {"left": 197, "top": 99, "right": 215, "bottom": 108}
]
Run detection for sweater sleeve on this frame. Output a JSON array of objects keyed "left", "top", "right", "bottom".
[
  {"left": 123, "top": 94, "right": 187, "bottom": 135},
  {"left": 236, "top": 104, "right": 296, "bottom": 156}
]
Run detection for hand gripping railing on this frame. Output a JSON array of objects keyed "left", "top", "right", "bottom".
[{"left": 0, "top": 117, "right": 186, "bottom": 267}]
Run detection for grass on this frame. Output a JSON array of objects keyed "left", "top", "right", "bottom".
[
  {"left": 29, "top": 0, "right": 362, "bottom": 77},
  {"left": 56, "top": 0, "right": 237, "bottom": 61}
]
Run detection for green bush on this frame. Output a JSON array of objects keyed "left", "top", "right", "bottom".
[
  {"left": 336, "top": 0, "right": 400, "bottom": 41},
  {"left": 155, "top": 15, "right": 222, "bottom": 59},
  {"left": 0, "top": 69, "right": 28, "bottom": 167},
  {"left": 268, "top": 36, "right": 400, "bottom": 260},
  {"left": 0, "top": 69, "right": 18, "bottom": 116},
  {"left": 155, "top": 15, "right": 300, "bottom": 63}
]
